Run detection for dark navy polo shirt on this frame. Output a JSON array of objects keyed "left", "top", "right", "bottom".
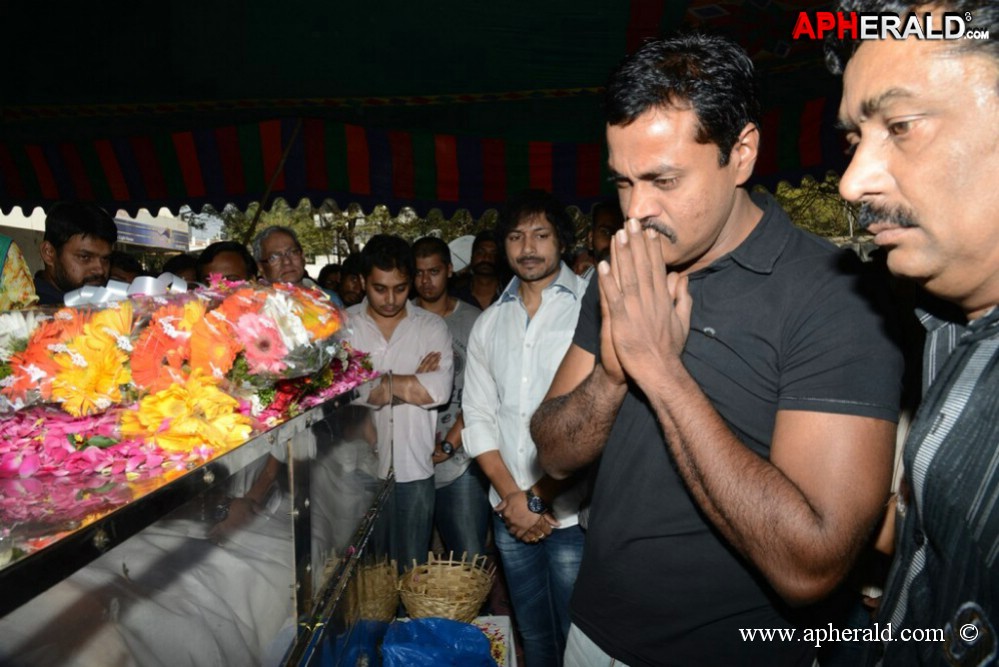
[{"left": 569, "top": 192, "right": 904, "bottom": 666}]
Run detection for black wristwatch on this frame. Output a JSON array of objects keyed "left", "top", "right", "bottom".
[
  {"left": 441, "top": 440, "right": 455, "bottom": 456},
  {"left": 525, "top": 488, "right": 548, "bottom": 514}
]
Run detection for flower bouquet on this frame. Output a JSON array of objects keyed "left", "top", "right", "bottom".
[{"left": 0, "top": 280, "right": 364, "bottom": 462}]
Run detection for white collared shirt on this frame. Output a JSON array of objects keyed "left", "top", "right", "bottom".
[
  {"left": 462, "top": 262, "right": 589, "bottom": 525},
  {"left": 347, "top": 301, "right": 453, "bottom": 482}
]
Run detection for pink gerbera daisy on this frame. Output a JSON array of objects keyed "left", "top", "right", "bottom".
[{"left": 235, "top": 313, "right": 288, "bottom": 374}]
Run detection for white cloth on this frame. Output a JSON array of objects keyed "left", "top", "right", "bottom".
[
  {"left": 462, "top": 263, "right": 588, "bottom": 525},
  {"left": 347, "top": 301, "right": 453, "bottom": 483}
]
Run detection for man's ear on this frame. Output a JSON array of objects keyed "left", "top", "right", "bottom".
[
  {"left": 40, "top": 240, "right": 57, "bottom": 270},
  {"left": 730, "top": 122, "right": 760, "bottom": 186}
]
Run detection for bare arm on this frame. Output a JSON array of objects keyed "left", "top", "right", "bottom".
[
  {"left": 600, "top": 219, "right": 896, "bottom": 605},
  {"left": 531, "top": 345, "right": 626, "bottom": 479},
  {"left": 368, "top": 351, "right": 443, "bottom": 407},
  {"left": 531, "top": 275, "right": 633, "bottom": 479}
]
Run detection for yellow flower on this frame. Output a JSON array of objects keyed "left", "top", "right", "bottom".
[
  {"left": 120, "top": 371, "right": 252, "bottom": 453},
  {"left": 87, "top": 302, "right": 135, "bottom": 351},
  {"left": 50, "top": 331, "right": 132, "bottom": 417},
  {"left": 294, "top": 291, "right": 342, "bottom": 339}
]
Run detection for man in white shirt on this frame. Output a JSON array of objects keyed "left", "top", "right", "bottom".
[
  {"left": 347, "top": 234, "right": 453, "bottom": 571},
  {"left": 462, "top": 190, "right": 589, "bottom": 666}
]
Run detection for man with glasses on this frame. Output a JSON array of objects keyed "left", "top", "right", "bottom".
[{"left": 252, "top": 226, "right": 343, "bottom": 306}]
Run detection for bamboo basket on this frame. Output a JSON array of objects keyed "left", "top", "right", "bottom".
[
  {"left": 398, "top": 552, "right": 495, "bottom": 623},
  {"left": 345, "top": 556, "right": 399, "bottom": 623}
]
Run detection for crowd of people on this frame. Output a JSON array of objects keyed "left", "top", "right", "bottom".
[{"left": 3, "top": 0, "right": 998, "bottom": 664}]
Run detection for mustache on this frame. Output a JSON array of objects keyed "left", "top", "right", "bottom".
[
  {"left": 516, "top": 256, "right": 545, "bottom": 264},
  {"left": 639, "top": 219, "right": 678, "bottom": 244},
  {"left": 857, "top": 203, "right": 918, "bottom": 230}
]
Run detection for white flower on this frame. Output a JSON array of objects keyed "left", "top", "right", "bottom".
[
  {"left": 261, "top": 293, "right": 311, "bottom": 350},
  {"left": 0, "top": 311, "right": 46, "bottom": 361}
]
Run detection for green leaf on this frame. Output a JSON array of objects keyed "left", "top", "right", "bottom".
[{"left": 87, "top": 436, "right": 119, "bottom": 449}]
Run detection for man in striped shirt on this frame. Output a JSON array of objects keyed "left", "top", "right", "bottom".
[{"left": 830, "top": 1, "right": 999, "bottom": 663}]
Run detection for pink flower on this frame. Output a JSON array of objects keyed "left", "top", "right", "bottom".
[{"left": 235, "top": 313, "right": 288, "bottom": 374}]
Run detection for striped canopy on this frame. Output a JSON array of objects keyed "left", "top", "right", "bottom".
[{"left": 0, "top": 0, "right": 844, "bottom": 217}]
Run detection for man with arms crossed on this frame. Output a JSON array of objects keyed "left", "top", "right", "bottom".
[
  {"left": 531, "top": 34, "right": 903, "bottom": 665},
  {"left": 347, "top": 234, "right": 453, "bottom": 570},
  {"left": 463, "top": 190, "right": 589, "bottom": 666},
  {"left": 829, "top": 2, "right": 999, "bottom": 664},
  {"left": 411, "top": 236, "right": 491, "bottom": 560}
]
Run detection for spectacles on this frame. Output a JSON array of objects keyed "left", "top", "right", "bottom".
[{"left": 264, "top": 247, "right": 303, "bottom": 266}]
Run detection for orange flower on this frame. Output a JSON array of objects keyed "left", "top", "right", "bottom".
[
  {"left": 131, "top": 301, "right": 205, "bottom": 392},
  {"left": 292, "top": 288, "right": 343, "bottom": 339},
  {"left": 189, "top": 312, "right": 242, "bottom": 381},
  {"left": 213, "top": 288, "right": 266, "bottom": 328},
  {"left": 2, "top": 308, "right": 88, "bottom": 402}
]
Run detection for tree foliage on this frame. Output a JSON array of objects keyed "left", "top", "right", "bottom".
[
  {"left": 184, "top": 178, "right": 856, "bottom": 263},
  {"left": 760, "top": 172, "right": 859, "bottom": 239}
]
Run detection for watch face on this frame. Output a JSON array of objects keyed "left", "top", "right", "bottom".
[
  {"left": 441, "top": 442, "right": 454, "bottom": 455},
  {"left": 527, "top": 494, "right": 547, "bottom": 514}
]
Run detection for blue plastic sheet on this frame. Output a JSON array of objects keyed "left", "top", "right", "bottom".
[{"left": 382, "top": 617, "right": 494, "bottom": 666}]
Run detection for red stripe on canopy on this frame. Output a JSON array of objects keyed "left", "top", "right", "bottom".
[
  {"left": 259, "top": 119, "right": 285, "bottom": 191},
  {"left": 799, "top": 98, "right": 825, "bottom": 167},
  {"left": 389, "top": 131, "right": 415, "bottom": 200},
  {"left": 626, "top": 0, "right": 666, "bottom": 52},
  {"left": 529, "top": 141, "right": 553, "bottom": 192},
  {"left": 25, "top": 145, "right": 59, "bottom": 200},
  {"left": 94, "top": 139, "right": 131, "bottom": 201},
  {"left": 0, "top": 144, "right": 27, "bottom": 199},
  {"left": 576, "top": 142, "right": 602, "bottom": 198},
  {"left": 59, "top": 143, "right": 94, "bottom": 200},
  {"left": 435, "top": 134, "right": 459, "bottom": 202},
  {"left": 758, "top": 108, "right": 780, "bottom": 176},
  {"left": 129, "top": 136, "right": 167, "bottom": 200},
  {"left": 481, "top": 138, "right": 506, "bottom": 204},
  {"left": 303, "top": 118, "right": 327, "bottom": 192},
  {"left": 345, "top": 124, "right": 370, "bottom": 195},
  {"left": 171, "top": 131, "right": 206, "bottom": 198},
  {"left": 215, "top": 126, "right": 246, "bottom": 195}
]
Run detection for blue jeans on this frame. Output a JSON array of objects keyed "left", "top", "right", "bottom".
[
  {"left": 391, "top": 477, "right": 435, "bottom": 573},
  {"left": 434, "top": 463, "right": 491, "bottom": 559},
  {"left": 493, "top": 515, "right": 585, "bottom": 667}
]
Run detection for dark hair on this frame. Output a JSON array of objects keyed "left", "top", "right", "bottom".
[
  {"left": 341, "top": 252, "right": 363, "bottom": 278},
  {"left": 252, "top": 225, "right": 302, "bottom": 261},
  {"left": 412, "top": 236, "right": 452, "bottom": 265},
  {"left": 590, "top": 200, "right": 624, "bottom": 230},
  {"left": 496, "top": 190, "right": 575, "bottom": 253},
  {"left": 109, "top": 251, "right": 145, "bottom": 275},
  {"left": 359, "top": 234, "right": 414, "bottom": 280},
  {"left": 162, "top": 253, "right": 198, "bottom": 276},
  {"left": 605, "top": 32, "right": 761, "bottom": 166},
  {"left": 471, "top": 230, "right": 496, "bottom": 256},
  {"left": 317, "top": 263, "right": 341, "bottom": 283},
  {"left": 825, "top": 1, "right": 999, "bottom": 74},
  {"left": 44, "top": 202, "right": 118, "bottom": 250},
  {"left": 196, "top": 241, "right": 258, "bottom": 280}
]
